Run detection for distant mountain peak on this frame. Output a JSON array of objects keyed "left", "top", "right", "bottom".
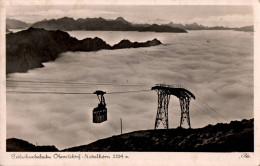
[
  {"left": 115, "top": 17, "right": 129, "bottom": 24},
  {"left": 116, "top": 16, "right": 126, "bottom": 21},
  {"left": 168, "top": 21, "right": 175, "bottom": 26},
  {"left": 6, "top": 18, "right": 30, "bottom": 29}
]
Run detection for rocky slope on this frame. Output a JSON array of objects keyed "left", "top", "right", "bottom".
[
  {"left": 6, "top": 119, "right": 253, "bottom": 152},
  {"left": 62, "top": 119, "right": 253, "bottom": 152},
  {"left": 7, "top": 138, "right": 58, "bottom": 152},
  {"left": 6, "top": 27, "right": 162, "bottom": 74}
]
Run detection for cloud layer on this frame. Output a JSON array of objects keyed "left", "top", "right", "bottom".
[{"left": 7, "top": 30, "right": 253, "bottom": 149}]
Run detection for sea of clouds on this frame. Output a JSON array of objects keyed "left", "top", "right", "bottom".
[{"left": 7, "top": 30, "right": 253, "bottom": 149}]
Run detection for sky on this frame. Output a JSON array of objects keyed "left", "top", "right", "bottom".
[{"left": 6, "top": 5, "right": 254, "bottom": 27}]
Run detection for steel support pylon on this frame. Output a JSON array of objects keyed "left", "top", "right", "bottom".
[
  {"left": 154, "top": 89, "right": 171, "bottom": 129},
  {"left": 152, "top": 84, "right": 195, "bottom": 129},
  {"left": 179, "top": 94, "right": 191, "bottom": 128}
]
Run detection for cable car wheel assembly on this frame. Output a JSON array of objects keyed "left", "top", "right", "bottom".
[{"left": 93, "top": 90, "right": 107, "bottom": 123}]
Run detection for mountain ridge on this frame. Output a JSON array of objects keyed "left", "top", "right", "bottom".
[
  {"left": 6, "top": 27, "right": 162, "bottom": 74},
  {"left": 165, "top": 21, "right": 254, "bottom": 32},
  {"left": 7, "top": 18, "right": 30, "bottom": 29},
  {"left": 31, "top": 17, "right": 187, "bottom": 33},
  {"left": 7, "top": 17, "right": 253, "bottom": 32}
]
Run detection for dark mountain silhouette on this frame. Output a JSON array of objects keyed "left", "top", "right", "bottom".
[
  {"left": 112, "top": 39, "right": 161, "bottom": 49},
  {"left": 165, "top": 21, "right": 254, "bottom": 32},
  {"left": 207, "top": 25, "right": 253, "bottom": 31},
  {"left": 7, "top": 17, "right": 253, "bottom": 32},
  {"left": 6, "top": 119, "right": 253, "bottom": 152},
  {"left": 6, "top": 27, "right": 162, "bottom": 74},
  {"left": 235, "top": 25, "right": 254, "bottom": 32},
  {"left": 32, "top": 17, "right": 134, "bottom": 31},
  {"left": 167, "top": 22, "right": 186, "bottom": 29},
  {"left": 32, "top": 17, "right": 79, "bottom": 31},
  {"left": 6, "top": 18, "right": 30, "bottom": 29},
  {"left": 62, "top": 119, "right": 253, "bottom": 152},
  {"left": 7, "top": 138, "right": 58, "bottom": 152},
  {"left": 166, "top": 22, "right": 207, "bottom": 30},
  {"left": 140, "top": 24, "right": 187, "bottom": 33},
  {"left": 31, "top": 17, "right": 187, "bottom": 33},
  {"left": 184, "top": 23, "right": 208, "bottom": 30}
]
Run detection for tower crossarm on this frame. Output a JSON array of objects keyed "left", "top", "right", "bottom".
[{"left": 151, "top": 84, "right": 195, "bottom": 100}]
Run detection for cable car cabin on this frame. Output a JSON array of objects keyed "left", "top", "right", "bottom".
[
  {"left": 93, "top": 105, "right": 107, "bottom": 123},
  {"left": 93, "top": 90, "right": 107, "bottom": 123}
]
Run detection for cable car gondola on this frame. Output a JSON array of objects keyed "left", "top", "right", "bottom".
[{"left": 93, "top": 90, "right": 107, "bottom": 123}]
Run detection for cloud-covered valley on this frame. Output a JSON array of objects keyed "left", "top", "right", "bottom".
[{"left": 7, "top": 30, "right": 253, "bottom": 149}]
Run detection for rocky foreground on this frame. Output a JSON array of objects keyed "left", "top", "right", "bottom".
[
  {"left": 62, "top": 119, "right": 253, "bottom": 152},
  {"left": 7, "top": 138, "right": 58, "bottom": 152},
  {"left": 6, "top": 27, "right": 162, "bottom": 74},
  {"left": 7, "top": 119, "right": 253, "bottom": 152}
]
